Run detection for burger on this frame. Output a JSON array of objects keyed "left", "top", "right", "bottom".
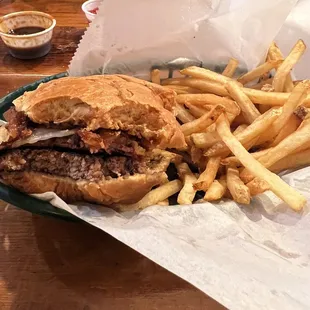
[{"left": 0, "top": 75, "right": 186, "bottom": 206}]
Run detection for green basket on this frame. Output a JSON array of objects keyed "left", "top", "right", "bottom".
[{"left": 0, "top": 72, "right": 79, "bottom": 221}]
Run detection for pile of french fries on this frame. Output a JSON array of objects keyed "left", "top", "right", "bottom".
[{"left": 121, "top": 40, "right": 310, "bottom": 212}]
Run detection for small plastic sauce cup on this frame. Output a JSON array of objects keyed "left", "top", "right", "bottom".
[{"left": 0, "top": 11, "right": 56, "bottom": 59}]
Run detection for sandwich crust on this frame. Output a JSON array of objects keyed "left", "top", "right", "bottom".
[
  {"left": 0, "top": 149, "right": 179, "bottom": 206},
  {"left": 13, "top": 75, "right": 186, "bottom": 149},
  {"left": 1, "top": 171, "right": 167, "bottom": 206}
]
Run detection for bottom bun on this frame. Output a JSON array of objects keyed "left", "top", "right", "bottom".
[{"left": 1, "top": 171, "right": 168, "bottom": 206}]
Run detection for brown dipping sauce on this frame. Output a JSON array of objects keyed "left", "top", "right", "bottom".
[
  {"left": 6, "top": 26, "right": 51, "bottom": 59},
  {"left": 7, "top": 26, "right": 45, "bottom": 35}
]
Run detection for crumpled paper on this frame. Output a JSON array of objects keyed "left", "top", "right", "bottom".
[
  {"left": 275, "top": 0, "right": 310, "bottom": 80},
  {"left": 69, "top": 0, "right": 298, "bottom": 78},
  {"left": 65, "top": 0, "right": 310, "bottom": 309}
]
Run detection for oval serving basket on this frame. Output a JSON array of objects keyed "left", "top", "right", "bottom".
[{"left": 0, "top": 72, "right": 79, "bottom": 221}]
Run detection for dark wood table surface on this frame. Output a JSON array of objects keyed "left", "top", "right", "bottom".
[{"left": 0, "top": 1, "right": 225, "bottom": 309}]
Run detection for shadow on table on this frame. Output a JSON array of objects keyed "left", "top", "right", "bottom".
[{"left": 0, "top": 206, "right": 224, "bottom": 309}]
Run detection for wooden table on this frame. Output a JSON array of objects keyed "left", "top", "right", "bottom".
[{"left": 0, "top": 1, "right": 225, "bottom": 309}]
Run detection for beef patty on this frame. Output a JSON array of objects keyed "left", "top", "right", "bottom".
[{"left": 0, "top": 149, "right": 149, "bottom": 181}]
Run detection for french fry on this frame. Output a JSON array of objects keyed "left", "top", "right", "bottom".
[
  {"left": 157, "top": 199, "right": 170, "bottom": 206},
  {"left": 216, "top": 114, "right": 306, "bottom": 211},
  {"left": 240, "top": 118, "right": 310, "bottom": 183},
  {"left": 243, "top": 88, "right": 288, "bottom": 105},
  {"left": 191, "top": 132, "right": 221, "bottom": 149},
  {"left": 177, "top": 163, "right": 197, "bottom": 204},
  {"left": 267, "top": 41, "right": 284, "bottom": 62},
  {"left": 151, "top": 69, "right": 161, "bottom": 84},
  {"left": 226, "top": 167, "right": 251, "bottom": 204},
  {"left": 267, "top": 41, "right": 294, "bottom": 92},
  {"left": 181, "top": 105, "right": 225, "bottom": 136},
  {"left": 180, "top": 66, "right": 232, "bottom": 84},
  {"left": 273, "top": 40, "right": 306, "bottom": 92},
  {"left": 270, "top": 148, "right": 310, "bottom": 173},
  {"left": 177, "top": 94, "right": 241, "bottom": 115},
  {"left": 221, "top": 148, "right": 270, "bottom": 166},
  {"left": 185, "top": 103, "right": 211, "bottom": 118},
  {"left": 246, "top": 178, "right": 270, "bottom": 196},
  {"left": 237, "top": 60, "right": 281, "bottom": 85},
  {"left": 226, "top": 112, "right": 237, "bottom": 124},
  {"left": 117, "top": 180, "right": 182, "bottom": 211},
  {"left": 272, "top": 81, "right": 309, "bottom": 132},
  {"left": 225, "top": 81, "right": 261, "bottom": 124},
  {"left": 194, "top": 157, "right": 221, "bottom": 191},
  {"left": 162, "top": 78, "right": 229, "bottom": 97},
  {"left": 162, "top": 77, "right": 310, "bottom": 106},
  {"left": 189, "top": 145, "right": 205, "bottom": 169},
  {"left": 250, "top": 78, "right": 273, "bottom": 90},
  {"left": 204, "top": 179, "right": 226, "bottom": 201},
  {"left": 256, "top": 80, "right": 309, "bottom": 145},
  {"left": 270, "top": 114, "right": 300, "bottom": 146},
  {"left": 222, "top": 58, "right": 239, "bottom": 77},
  {"left": 175, "top": 103, "right": 196, "bottom": 123},
  {"left": 233, "top": 124, "right": 248, "bottom": 135},
  {"left": 294, "top": 106, "right": 308, "bottom": 120},
  {"left": 163, "top": 85, "right": 202, "bottom": 94},
  {"left": 191, "top": 124, "right": 246, "bottom": 150},
  {"left": 205, "top": 108, "right": 280, "bottom": 157}
]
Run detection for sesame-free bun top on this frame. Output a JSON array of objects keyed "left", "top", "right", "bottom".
[{"left": 13, "top": 75, "right": 186, "bottom": 149}]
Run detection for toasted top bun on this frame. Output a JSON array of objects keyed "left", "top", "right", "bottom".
[{"left": 13, "top": 75, "right": 186, "bottom": 149}]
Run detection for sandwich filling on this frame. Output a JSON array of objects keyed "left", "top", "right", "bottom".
[
  {"left": 0, "top": 107, "right": 145, "bottom": 156},
  {"left": 0, "top": 107, "right": 172, "bottom": 183}
]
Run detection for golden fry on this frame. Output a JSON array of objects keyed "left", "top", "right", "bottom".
[
  {"left": 221, "top": 148, "right": 271, "bottom": 166},
  {"left": 191, "top": 132, "right": 221, "bottom": 149},
  {"left": 270, "top": 148, "right": 310, "bottom": 173},
  {"left": 185, "top": 103, "right": 211, "bottom": 118},
  {"left": 250, "top": 78, "right": 273, "bottom": 90},
  {"left": 177, "top": 163, "right": 198, "bottom": 204},
  {"left": 216, "top": 114, "right": 306, "bottom": 211},
  {"left": 157, "top": 199, "right": 170, "bottom": 206},
  {"left": 162, "top": 78, "right": 229, "bottom": 97},
  {"left": 271, "top": 114, "right": 300, "bottom": 146},
  {"left": 225, "top": 81, "right": 261, "bottom": 124},
  {"left": 204, "top": 179, "right": 226, "bottom": 201},
  {"left": 163, "top": 85, "right": 202, "bottom": 94},
  {"left": 240, "top": 118, "right": 310, "bottom": 183},
  {"left": 246, "top": 178, "right": 270, "bottom": 196},
  {"left": 181, "top": 105, "right": 224, "bottom": 136},
  {"left": 233, "top": 124, "right": 248, "bottom": 135},
  {"left": 267, "top": 42, "right": 284, "bottom": 62},
  {"left": 151, "top": 69, "right": 161, "bottom": 84},
  {"left": 222, "top": 58, "right": 239, "bottom": 77},
  {"left": 117, "top": 180, "right": 182, "bottom": 211},
  {"left": 175, "top": 103, "right": 196, "bottom": 123},
  {"left": 256, "top": 80, "right": 309, "bottom": 145},
  {"left": 267, "top": 41, "right": 294, "bottom": 92},
  {"left": 205, "top": 108, "right": 280, "bottom": 157},
  {"left": 226, "top": 167, "right": 251, "bottom": 204},
  {"left": 194, "top": 157, "right": 221, "bottom": 191},
  {"left": 237, "top": 60, "right": 281, "bottom": 85},
  {"left": 177, "top": 94, "right": 240, "bottom": 115},
  {"left": 273, "top": 40, "right": 306, "bottom": 92},
  {"left": 180, "top": 66, "right": 232, "bottom": 84}
]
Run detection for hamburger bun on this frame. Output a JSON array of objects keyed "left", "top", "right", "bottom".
[{"left": 13, "top": 75, "right": 186, "bottom": 149}]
